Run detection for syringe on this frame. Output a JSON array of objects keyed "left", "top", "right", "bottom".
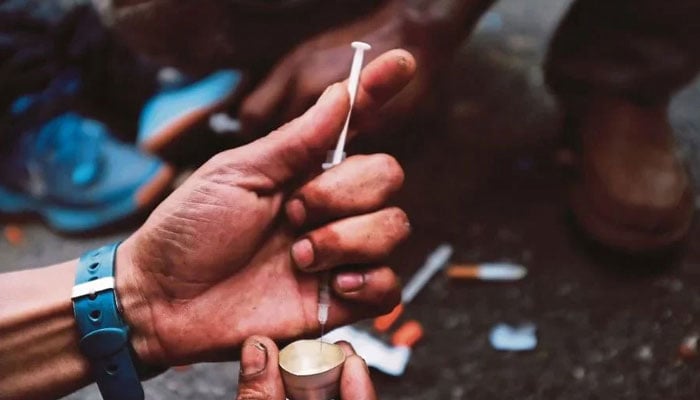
[{"left": 318, "top": 41, "right": 372, "bottom": 348}]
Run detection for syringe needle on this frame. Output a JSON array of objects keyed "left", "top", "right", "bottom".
[
  {"left": 318, "top": 42, "right": 372, "bottom": 349},
  {"left": 318, "top": 271, "right": 330, "bottom": 349}
]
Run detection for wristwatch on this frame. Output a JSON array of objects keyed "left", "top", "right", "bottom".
[{"left": 71, "top": 242, "right": 144, "bottom": 400}]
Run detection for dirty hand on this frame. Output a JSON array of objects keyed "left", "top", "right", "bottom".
[
  {"left": 116, "top": 49, "right": 416, "bottom": 367},
  {"left": 239, "top": 0, "right": 449, "bottom": 138},
  {"left": 236, "top": 336, "right": 376, "bottom": 400}
]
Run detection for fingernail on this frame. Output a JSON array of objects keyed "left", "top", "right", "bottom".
[
  {"left": 291, "top": 239, "right": 314, "bottom": 269},
  {"left": 240, "top": 341, "right": 267, "bottom": 376},
  {"left": 336, "top": 272, "right": 365, "bottom": 292},
  {"left": 286, "top": 198, "right": 306, "bottom": 226}
]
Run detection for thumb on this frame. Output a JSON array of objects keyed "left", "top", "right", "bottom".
[
  {"left": 340, "top": 353, "right": 377, "bottom": 400},
  {"left": 225, "top": 49, "right": 416, "bottom": 185},
  {"left": 236, "top": 336, "right": 285, "bottom": 400},
  {"left": 235, "top": 82, "right": 349, "bottom": 184}
]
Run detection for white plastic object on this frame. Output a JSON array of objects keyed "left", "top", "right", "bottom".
[
  {"left": 209, "top": 112, "right": 241, "bottom": 134},
  {"left": 477, "top": 263, "right": 528, "bottom": 281},
  {"left": 402, "top": 244, "right": 453, "bottom": 304},
  {"left": 318, "top": 272, "right": 331, "bottom": 325},
  {"left": 489, "top": 323, "right": 537, "bottom": 351},
  {"left": 318, "top": 42, "right": 372, "bottom": 339},
  {"left": 324, "top": 325, "right": 412, "bottom": 376},
  {"left": 330, "top": 41, "right": 372, "bottom": 167},
  {"left": 322, "top": 151, "right": 346, "bottom": 170}
]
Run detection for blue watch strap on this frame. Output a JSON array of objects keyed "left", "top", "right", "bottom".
[{"left": 72, "top": 242, "right": 144, "bottom": 400}]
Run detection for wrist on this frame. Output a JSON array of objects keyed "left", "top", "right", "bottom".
[{"left": 115, "top": 238, "right": 165, "bottom": 368}]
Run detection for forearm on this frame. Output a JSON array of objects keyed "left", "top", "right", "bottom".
[
  {"left": 0, "top": 260, "right": 91, "bottom": 400},
  {"left": 0, "top": 245, "right": 157, "bottom": 399}
]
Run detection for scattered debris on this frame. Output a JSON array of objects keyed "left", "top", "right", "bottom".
[
  {"left": 325, "top": 325, "right": 413, "bottom": 376},
  {"left": 489, "top": 323, "right": 537, "bottom": 351},
  {"left": 679, "top": 335, "right": 699, "bottom": 359},
  {"left": 374, "top": 244, "right": 453, "bottom": 332},
  {"left": 3, "top": 225, "right": 24, "bottom": 246},
  {"left": 209, "top": 113, "right": 241, "bottom": 134},
  {"left": 636, "top": 345, "right": 653, "bottom": 362},
  {"left": 655, "top": 278, "right": 683, "bottom": 293},
  {"left": 157, "top": 67, "right": 185, "bottom": 87},
  {"left": 506, "top": 34, "right": 538, "bottom": 53},
  {"left": 477, "top": 11, "right": 503, "bottom": 33},
  {"left": 391, "top": 320, "right": 424, "bottom": 348},
  {"left": 446, "top": 262, "right": 527, "bottom": 281}
]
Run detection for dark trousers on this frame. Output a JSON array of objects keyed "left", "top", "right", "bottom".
[{"left": 544, "top": 0, "right": 700, "bottom": 106}]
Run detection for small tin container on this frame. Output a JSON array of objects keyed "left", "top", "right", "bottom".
[{"left": 278, "top": 340, "right": 345, "bottom": 400}]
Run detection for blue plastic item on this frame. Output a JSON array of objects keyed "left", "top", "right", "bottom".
[
  {"left": 72, "top": 242, "right": 144, "bottom": 400},
  {"left": 489, "top": 323, "right": 538, "bottom": 351},
  {"left": 0, "top": 112, "right": 172, "bottom": 232},
  {"left": 138, "top": 69, "right": 242, "bottom": 151}
]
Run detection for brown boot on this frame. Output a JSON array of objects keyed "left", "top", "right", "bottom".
[{"left": 569, "top": 96, "right": 694, "bottom": 254}]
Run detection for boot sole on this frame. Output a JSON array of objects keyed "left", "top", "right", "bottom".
[{"left": 570, "top": 184, "right": 693, "bottom": 254}]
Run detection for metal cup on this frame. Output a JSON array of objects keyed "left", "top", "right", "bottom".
[{"left": 278, "top": 340, "right": 346, "bottom": 400}]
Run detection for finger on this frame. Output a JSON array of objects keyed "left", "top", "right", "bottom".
[
  {"left": 239, "top": 57, "right": 295, "bottom": 137},
  {"left": 314, "top": 264, "right": 400, "bottom": 330},
  {"left": 340, "top": 355, "right": 377, "bottom": 400},
  {"left": 306, "top": 265, "right": 400, "bottom": 332},
  {"left": 221, "top": 82, "right": 349, "bottom": 186},
  {"left": 236, "top": 336, "right": 285, "bottom": 400},
  {"left": 334, "top": 340, "right": 357, "bottom": 358},
  {"left": 223, "top": 49, "right": 416, "bottom": 185},
  {"left": 281, "top": 87, "right": 315, "bottom": 123},
  {"left": 285, "top": 154, "right": 404, "bottom": 227},
  {"left": 290, "top": 207, "right": 410, "bottom": 272},
  {"left": 351, "top": 48, "right": 416, "bottom": 132},
  {"left": 333, "top": 265, "right": 401, "bottom": 306},
  {"left": 281, "top": 55, "right": 350, "bottom": 122}
]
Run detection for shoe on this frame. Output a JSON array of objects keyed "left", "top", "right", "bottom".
[
  {"left": 0, "top": 112, "right": 173, "bottom": 232},
  {"left": 568, "top": 97, "right": 693, "bottom": 254},
  {"left": 137, "top": 69, "right": 243, "bottom": 153}
]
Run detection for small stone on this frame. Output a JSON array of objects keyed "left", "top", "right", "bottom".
[
  {"left": 637, "top": 345, "right": 653, "bottom": 361},
  {"left": 451, "top": 386, "right": 465, "bottom": 399},
  {"left": 679, "top": 335, "right": 699, "bottom": 359},
  {"left": 611, "top": 374, "right": 625, "bottom": 385},
  {"left": 557, "top": 284, "right": 573, "bottom": 296},
  {"left": 572, "top": 367, "right": 586, "bottom": 380}
]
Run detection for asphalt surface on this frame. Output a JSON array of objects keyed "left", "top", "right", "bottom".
[{"left": 2, "top": 0, "right": 700, "bottom": 399}]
